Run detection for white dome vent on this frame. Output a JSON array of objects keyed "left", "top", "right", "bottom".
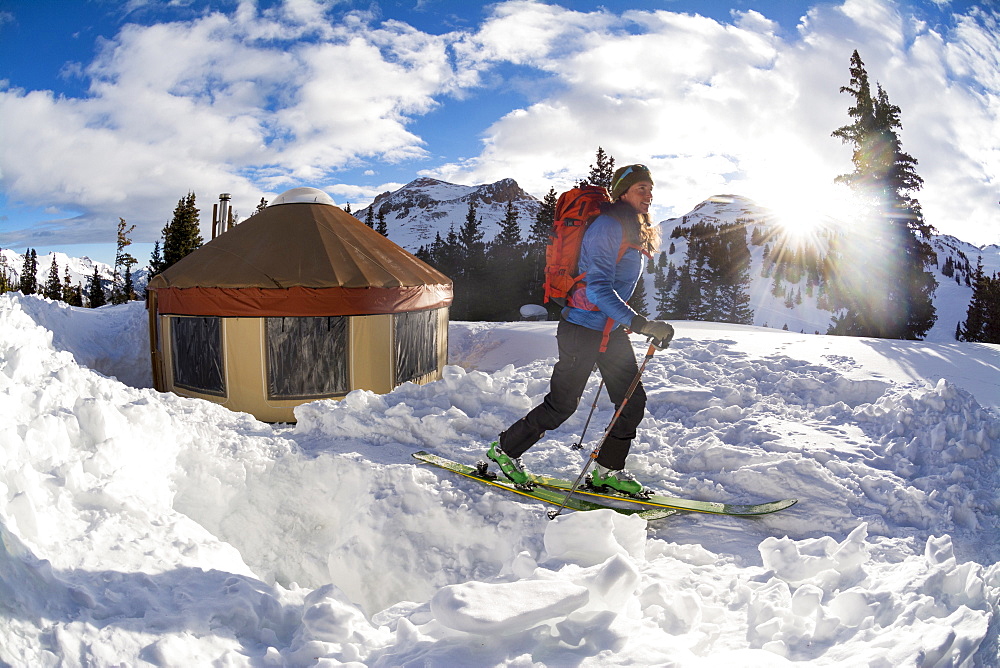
[{"left": 269, "top": 187, "right": 336, "bottom": 207}]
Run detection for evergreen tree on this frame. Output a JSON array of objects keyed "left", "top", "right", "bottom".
[
  {"left": 122, "top": 264, "right": 136, "bottom": 302},
  {"left": 580, "top": 147, "right": 616, "bottom": 189},
  {"left": 43, "top": 256, "right": 62, "bottom": 300},
  {"left": 111, "top": 218, "right": 138, "bottom": 305},
  {"left": 451, "top": 199, "right": 488, "bottom": 319},
  {"left": 0, "top": 253, "right": 11, "bottom": 293},
  {"left": 627, "top": 273, "right": 648, "bottom": 315},
  {"left": 828, "top": 50, "right": 937, "bottom": 339},
  {"left": 717, "top": 223, "right": 754, "bottom": 325},
  {"left": 669, "top": 266, "right": 696, "bottom": 319},
  {"left": 458, "top": 199, "right": 486, "bottom": 262},
  {"left": 161, "top": 192, "right": 203, "bottom": 271},
  {"left": 375, "top": 206, "right": 389, "bottom": 237},
  {"left": 958, "top": 257, "right": 989, "bottom": 341},
  {"left": 653, "top": 264, "right": 671, "bottom": 318},
  {"left": 493, "top": 200, "right": 523, "bottom": 248},
  {"left": 364, "top": 204, "right": 375, "bottom": 229},
  {"left": 255, "top": 198, "right": 268, "bottom": 215},
  {"left": 985, "top": 274, "right": 1000, "bottom": 344},
  {"left": 526, "top": 187, "right": 557, "bottom": 306},
  {"left": 87, "top": 266, "right": 107, "bottom": 308},
  {"left": 486, "top": 200, "right": 528, "bottom": 319},
  {"left": 19, "top": 249, "right": 38, "bottom": 295},
  {"left": 62, "top": 267, "right": 75, "bottom": 303},
  {"left": 149, "top": 240, "right": 165, "bottom": 276}
]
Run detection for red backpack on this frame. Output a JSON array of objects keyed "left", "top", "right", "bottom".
[{"left": 543, "top": 186, "right": 612, "bottom": 306}]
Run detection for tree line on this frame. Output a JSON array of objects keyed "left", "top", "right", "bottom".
[
  {"left": 3, "top": 217, "right": 139, "bottom": 308},
  {"left": 957, "top": 257, "right": 1000, "bottom": 343},
  {"left": 2, "top": 192, "right": 203, "bottom": 308}
]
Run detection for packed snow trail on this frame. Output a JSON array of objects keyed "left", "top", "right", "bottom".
[{"left": 1, "top": 293, "right": 998, "bottom": 666}]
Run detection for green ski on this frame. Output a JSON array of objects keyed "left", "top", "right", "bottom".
[
  {"left": 412, "top": 451, "right": 676, "bottom": 520},
  {"left": 525, "top": 470, "right": 797, "bottom": 516}
]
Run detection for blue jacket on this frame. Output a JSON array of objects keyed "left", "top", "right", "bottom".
[{"left": 563, "top": 210, "right": 647, "bottom": 332}]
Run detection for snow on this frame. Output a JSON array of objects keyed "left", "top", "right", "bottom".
[{"left": 2, "top": 291, "right": 1000, "bottom": 666}]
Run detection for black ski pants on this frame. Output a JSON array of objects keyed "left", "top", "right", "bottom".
[{"left": 499, "top": 318, "right": 646, "bottom": 470}]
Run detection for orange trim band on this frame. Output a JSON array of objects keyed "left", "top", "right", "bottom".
[{"left": 152, "top": 284, "right": 453, "bottom": 317}]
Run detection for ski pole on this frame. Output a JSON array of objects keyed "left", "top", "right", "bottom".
[
  {"left": 547, "top": 338, "right": 666, "bottom": 520},
  {"left": 572, "top": 369, "right": 603, "bottom": 451}
]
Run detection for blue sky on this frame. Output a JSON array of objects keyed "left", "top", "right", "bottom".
[{"left": 1, "top": 0, "right": 997, "bottom": 266}]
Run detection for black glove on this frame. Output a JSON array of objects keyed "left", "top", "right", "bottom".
[{"left": 631, "top": 315, "right": 674, "bottom": 346}]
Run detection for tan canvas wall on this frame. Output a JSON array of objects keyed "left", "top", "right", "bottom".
[
  {"left": 350, "top": 314, "right": 394, "bottom": 395},
  {"left": 156, "top": 309, "right": 449, "bottom": 423}
]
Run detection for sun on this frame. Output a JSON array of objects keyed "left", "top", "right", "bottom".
[{"left": 760, "top": 183, "right": 868, "bottom": 246}]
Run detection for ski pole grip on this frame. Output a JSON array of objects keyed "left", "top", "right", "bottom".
[{"left": 646, "top": 337, "right": 669, "bottom": 351}]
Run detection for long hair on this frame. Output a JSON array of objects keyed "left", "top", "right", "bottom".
[
  {"left": 604, "top": 201, "right": 659, "bottom": 254},
  {"left": 637, "top": 212, "right": 659, "bottom": 255}
]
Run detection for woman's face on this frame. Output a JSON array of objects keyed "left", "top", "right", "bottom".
[{"left": 620, "top": 181, "right": 653, "bottom": 215}]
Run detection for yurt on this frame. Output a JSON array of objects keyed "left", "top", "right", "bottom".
[{"left": 146, "top": 187, "right": 452, "bottom": 422}]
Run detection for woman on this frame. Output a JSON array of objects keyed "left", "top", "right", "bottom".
[{"left": 488, "top": 164, "right": 674, "bottom": 494}]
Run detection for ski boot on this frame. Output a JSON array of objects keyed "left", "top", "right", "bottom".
[
  {"left": 590, "top": 466, "right": 644, "bottom": 496},
  {"left": 487, "top": 441, "right": 530, "bottom": 486}
]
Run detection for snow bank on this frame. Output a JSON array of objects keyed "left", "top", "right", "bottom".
[{"left": 2, "top": 293, "right": 999, "bottom": 666}]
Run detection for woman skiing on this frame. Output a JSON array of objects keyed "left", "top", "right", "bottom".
[{"left": 487, "top": 163, "right": 674, "bottom": 494}]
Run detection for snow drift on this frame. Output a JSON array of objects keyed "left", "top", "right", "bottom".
[{"left": 1, "top": 292, "right": 999, "bottom": 666}]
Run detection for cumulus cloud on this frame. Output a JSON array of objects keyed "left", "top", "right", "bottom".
[
  {"left": 0, "top": 0, "right": 479, "bottom": 244},
  {"left": 429, "top": 0, "right": 999, "bottom": 243},
  {"left": 0, "top": 0, "right": 997, "bottom": 249}
]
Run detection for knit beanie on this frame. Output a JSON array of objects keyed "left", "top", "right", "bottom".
[{"left": 610, "top": 164, "right": 654, "bottom": 201}]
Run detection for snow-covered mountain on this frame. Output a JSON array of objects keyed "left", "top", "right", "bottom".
[
  {"left": 657, "top": 194, "right": 1000, "bottom": 342},
  {"left": 0, "top": 248, "right": 150, "bottom": 298},
  {"left": 5, "top": 180, "right": 998, "bottom": 340},
  {"left": 349, "top": 182, "right": 998, "bottom": 342},
  {"left": 354, "top": 176, "right": 541, "bottom": 250}
]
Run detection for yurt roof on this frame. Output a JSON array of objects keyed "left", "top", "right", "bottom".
[{"left": 147, "top": 189, "right": 452, "bottom": 317}]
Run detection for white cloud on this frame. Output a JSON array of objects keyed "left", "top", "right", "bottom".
[
  {"left": 0, "top": 0, "right": 478, "bottom": 245},
  {"left": 427, "top": 0, "right": 999, "bottom": 244},
  {"left": 1, "top": 0, "right": 997, "bottom": 249}
]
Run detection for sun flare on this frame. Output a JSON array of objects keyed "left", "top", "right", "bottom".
[{"left": 762, "top": 184, "right": 867, "bottom": 245}]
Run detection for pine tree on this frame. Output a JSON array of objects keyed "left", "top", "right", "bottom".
[
  {"left": 451, "top": 200, "right": 488, "bottom": 320},
  {"left": 985, "top": 273, "right": 1000, "bottom": 344},
  {"left": 364, "top": 204, "right": 375, "bottom": 229},
  {"left": 581, "top": 147, "right": 615, "bottom": 189},
  {"left": 255, "top": 198, "right": 268, "bottom": 215},
  {"left": 62, "top": 267, "right": 75, "bottom": 303},
  {"left": 653, "top": 264, "right": 671, "bottom": 318},
  {"left": 958, "top": 257, "right": 989, "bottom": 341},
  {"left": 717, "top": 223, "right": 754, "bottom": 325},
  {"left": 494, "top": 200, "right": 523, "bottom": 248},
  {"left": 111, "top": 218, "right": 138, "bottom": 305},
  {"left": 149, "top": 240, "right": 165, "bottom": 276},
  {"left": 828, "top": 50, "right": 937, "bottom": 339},
  {"left": 0, "top": 253, "right": 11, "bottom": 293},
  {"left": 628, "top": 274, "right": 648, "bottom": 315},
  {"left": 161, "top": 192, "right": 203, "bottom": 271},
  {"left": 458, "top": 199, "right": 486, "bottom": 261},
  {"left": 87, "top": 266, "right": 107, "bottom": 308},
  {"left": 43, "top": 256, "right": 62, "bottom": 300},
  {"left": 525, "top": 188, "right": 557, "bottom": 306},
  {"left": 122, "top": 264, "right": 136, "bottom": 302},
  {"left": 486, "top": 200, "right": 528, "bottom": 319},
  {"left": 375, "top": 206, "right": 389, "bottom": 237},
  {"left": 18, "top": 249, "right": 38, "bottom": 295}
]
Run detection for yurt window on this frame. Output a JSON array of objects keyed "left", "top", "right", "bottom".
[
  {"left": 395, "top": 309, "right": 438, "bottom": 384},
  {"left": 171, "top": 316, "right": 226, "bottom": 396},
  {"left": 266, "top": 316, "right": 348, "bottom": 399}
]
